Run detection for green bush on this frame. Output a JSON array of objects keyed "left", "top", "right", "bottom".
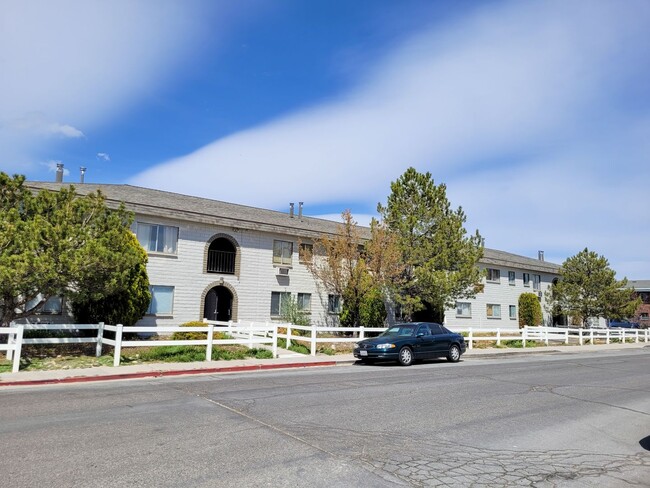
[
  {"left": 171, "top": 321, "right": 230, "bottom": 341},
  {"left": 518, "top": 293, "right": 543, "bottom": 328}
]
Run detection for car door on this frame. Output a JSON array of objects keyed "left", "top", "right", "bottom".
[
  {"left": 429, "top": 324, "right": 449, "bottom": 355},
  {"left": 414, "top": 324, "right": 435, "bottom": 358}
]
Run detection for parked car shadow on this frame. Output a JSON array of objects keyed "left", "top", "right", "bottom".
[
  {"left": 354, "top": 358, "right": 460, "bottom": 367},
  {"left": 640, "top": 435, "right": 650, "bottom": 451}
]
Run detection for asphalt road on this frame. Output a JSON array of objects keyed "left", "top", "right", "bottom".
[{"left": 2, "top": 350, "right": 649, "bottom": 487}]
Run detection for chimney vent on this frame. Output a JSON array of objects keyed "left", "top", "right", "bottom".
[
  {"left": 80, "top": 167, "right": 86, "bottom": 184},
  {"left": 289, "top": 202, "right": 294, "bottom": 218},
  {"left": 298, "top": 202, "right": 303, "bottom": 219},
  {"left": 55, "top": 163, "right": 64, "bottom": 183},
  {"left": 538, "top": 250, "right": 545, "bottom": 261}
]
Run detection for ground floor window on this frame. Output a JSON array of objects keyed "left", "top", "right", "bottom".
[
  {"left": 487, "top": 303, "right": 501, "bottom": 318},
  {"left": 509, "top": 305, "right": 517, "bottom": 319},
  {"left": 456, "top": 302, "right": 471, "bottom": 317},
  {"left": 297, "top": 293, "right": 311, "bottom": 312},
  {"left": 271, "top": 291, "right": 291, "bottom": 316},
  {"left": 328, "top": 294, "right": 341, "bottom": 314},
  {"left": 147, "top": 286, "right": 174, "bottom": 315}
]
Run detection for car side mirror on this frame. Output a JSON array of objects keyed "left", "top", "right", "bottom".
[{"left": 417, "top": 332, "right": 425, "bottom": 337}]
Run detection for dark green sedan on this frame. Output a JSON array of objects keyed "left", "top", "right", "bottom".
[{"left": 353, "top": 322, "right": 466, "bottom": 366}]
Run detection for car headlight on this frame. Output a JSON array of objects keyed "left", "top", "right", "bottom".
[{"left": 376, "top": 343, "right": 396, "bottom": 349}]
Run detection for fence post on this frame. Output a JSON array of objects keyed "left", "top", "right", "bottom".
[
  {"left": 96, "top": 322, "right": 105, "bottom": 357},
  {"left": 286, "top": 324, "right": 292, "bottom": 348},
  {"left": 468, "top": 328, "right": 473, "bottom": 350},
  {"left": 522, "top": 326, "right": 526, "bottom": 348},
  {"left": 359, "top": 326, "right": 365, "bottom": 341},
  {"left": 206, "top": 322, "right": 214, "bottom": 361},
  {"left": 496, "top": 328, "right": 501, "bottom": 346},
  {"left": 12, "top": 325, "right": 24, "bottom": 373},
  {"left": 635, "top": 330, "right": 639, "bottom": 344},
  {"left": 578, "top": 328, "right": 583, "bottom": 346},
  {"left": 545, "top": 327, "right": 549, "bottom": 346},
  {"left": 113, "top": 324, "right": 123, "bottom": 367},
  {"left": 248, "top": 323, "right": 254, "bottom": 348},
  {"left": 606, "top": 328, "right": 610, "bottom": 344},
  {"left": 589, "top": 328, "right": 594, "bottom": 345},
  {"left": 622, "top": 329, "right": 626, "bottom": 344},
  {"left": 7, "top": 321, "right": 16, "bottom": 360},
  {"left": 271, "top": 323, "right": 278, "bottom": 358},
  {"left": 310, "top": 325, "right": 317, "bottom": 356},
  {"left": 565, "top": 328, "right": 569, "bottom": 345}
]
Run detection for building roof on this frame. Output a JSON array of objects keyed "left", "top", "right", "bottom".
[
  {"left": 626, "top": 280, "right": 650, "bottom": 291},
  {"left": 26, "top": 181, "right": 560, "bottom": 274}
]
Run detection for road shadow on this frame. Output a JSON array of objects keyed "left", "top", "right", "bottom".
[
  {"left": 640, "top": 435, "right": 650, "bottom": 451},
  {"left": 354, "top": 359, "right": 460, "bottom": 367}
]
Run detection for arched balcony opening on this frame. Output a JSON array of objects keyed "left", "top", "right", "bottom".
[{"left": 207, "top": 238, "right": 236, "bottom": 274}]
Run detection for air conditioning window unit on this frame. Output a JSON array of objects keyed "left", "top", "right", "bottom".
[{"left": 276, "top": 267, "right": 290, "bottom": 276}]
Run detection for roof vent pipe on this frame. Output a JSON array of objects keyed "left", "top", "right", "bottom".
[
  {"left": 538, "top": 250, "right": 545, "bottom": 261},
  {"left": 55, "top": 163, "right": 64, "bottom": 182},
  {"left": 298, "top": 202, "right": 303, "bottom": 219},
  {"left": 289, "top": 202, "right": 294, "bottom": 218},
  {"left": 80, "top": 167, "right": 86, "bottom": 184}
]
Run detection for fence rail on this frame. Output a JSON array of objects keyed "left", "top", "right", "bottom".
[{"left": 3, "top": 321, "right": 648, "bottom": 372}]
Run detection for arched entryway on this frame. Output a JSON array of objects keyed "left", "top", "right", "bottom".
[{"left": 204, "top": 286, "right": 234, "bottom": 322}]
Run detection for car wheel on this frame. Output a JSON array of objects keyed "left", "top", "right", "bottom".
[
  {"left": 398, "top": 346, "right": 414, "bottom": 366},
  {"left": 447, "top": 344, "right": 461, "bottom": 363}
]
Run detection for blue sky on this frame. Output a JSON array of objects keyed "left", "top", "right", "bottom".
[{"left": 2, "top": 0, "right": 650, "bottom": 279}]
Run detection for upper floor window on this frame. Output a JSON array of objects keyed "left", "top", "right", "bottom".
[
  {"left": 147, "top": 285, "right": 174, "bottom": 315},
  {"left": 136, "top": 223, "right": 178, "bottom": 254},
  {"left": 207, "top": 237, "right": 236, "bottom": 274},
  {"left": 523, "top": 273, "right": 531, "bottom": 287},
  {"left": 273, "top": 240, "right": 293, "bottom": 266},
  {"left": 508, "top": 271, "right": 516, "bottom": 285},
  {"left": 328, "top": 294, "right": 342, "bottom": 314},
  {"left": 456, "top": 302, "right": 471, "bottom": 317},
  {"left": 299, "top": 243, "right": 313, "bottom": 263},
  {"left": 486, "top": 268, "right": 500, "bottom": 283},
  {"left": 533, "top": 274, "right": 541, "bottom": 290}
]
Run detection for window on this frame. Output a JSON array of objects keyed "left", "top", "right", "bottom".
[
  {"left": 509, "top": 305, "right": 517, "bottom": 320},
  {"left": 456, "top": 302, "right": 471, "bottom": 317},
  {"left": 25, "top": 295, "right": 63, "bottom": 315},
  {"left": 523, "top": 273, "right": 531, "bottom": 287},
  {"left": 508, "top": 271, "right": 516, "bottom": 285},
  {"left": 640, "top": 313, "right": 649, "bottom": 321},
  {"left": 136, "top": 223, "right": 178, "bottom": 254},
  {"left": 486, "top": 304, "right": 501, "bottom": 318},
  {"left": 328, "top": 294, "right": 342, "bottom": 314},
  {"left": 486, "top": 268, "right": 500, "bottom": 283},
  {"left": 273, "top": 240, "right": 293, "bottom": 265},
  {"left": 297, "top": 293, "right": 311, "bottom": 312},
  {"left": 270, "top": 291, "right": 291, "bottom": 316},
  {"left": 299, "top": 243, "right": 313, "bottom": 263},
  {"left": 147, "top": 286, "right": 174, "bottom": 315},
  {"left": 533, "top": 274, "right": 541, "bottom": 290}
]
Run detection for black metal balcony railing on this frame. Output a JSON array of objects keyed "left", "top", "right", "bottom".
[{"left": 207, "top": 250, "right": 235, "bottom": 274}]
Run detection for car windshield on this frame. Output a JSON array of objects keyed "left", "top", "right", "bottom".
[{"left": 381, "top": 325, "right": 417, "bottom": 337}]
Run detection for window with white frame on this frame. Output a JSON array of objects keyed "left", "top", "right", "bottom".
[
  {"left": 486, "top": 303, "right": 501, "bottom": 318},
  {"left": 456, "top": 302, "right": 471, "bottom": 317},
  {"left": 486, "top": 268, "right": 500, "bottom": 283},
  {"left": 136, "top": 223, "right": 178, "bottom": 254},
  {"left": 147, "top": 286, "right": 174, "bottom": 315},
  {"left": 533, "top": 274, "right": 541, "bottom": 290},
  {"left": 270, "top": 291, "right": 291, "bottom": 316},
  {"left": 509, "top": 305, "right": 517, "bottom": 319},
  {"left": 508, "top": 271, "right": 515, "bottom": 285},
  {"left": 523, "top": 273, "right": 531, "bottom": 287},
  {"left": 297, "top": 293, "right": 312, "bottom": 312},
  {"left": 273, "top": 240, "right": 293, "bottom": 265},
  {"left": 25, "top": 294, "right": 63, "bottom": 315},
  {"left": 299, "top": 243, "right": 313, "bottom": 263},
  {"left": 328, "top": 294, "right": 342, "bottom": 314}
]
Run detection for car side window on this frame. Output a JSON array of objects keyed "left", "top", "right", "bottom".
[
  {"left": 430, "top": 324, "right": 444, "bottom": 335},
  {"left": 418, "top": 325, "right": 431, "bottom": 336}
]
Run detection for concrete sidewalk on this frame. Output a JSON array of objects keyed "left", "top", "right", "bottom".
[{"left": 1, "top": 341, "right": 647, "bottom": 387}]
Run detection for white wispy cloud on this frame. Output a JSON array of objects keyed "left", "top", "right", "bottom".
[
  {"left": 0, "top": 0, "right": 211, "bottom": 172},
  {"left": 130, "top": 0, "right": 650, "bottom": 277},
  {"left": 96, "top": 153, "right": 111, "bottom": 162}
]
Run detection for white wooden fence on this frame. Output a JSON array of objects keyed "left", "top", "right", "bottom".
[{"left": 3, "top": 321, "right": 648, "bottom": 373}]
